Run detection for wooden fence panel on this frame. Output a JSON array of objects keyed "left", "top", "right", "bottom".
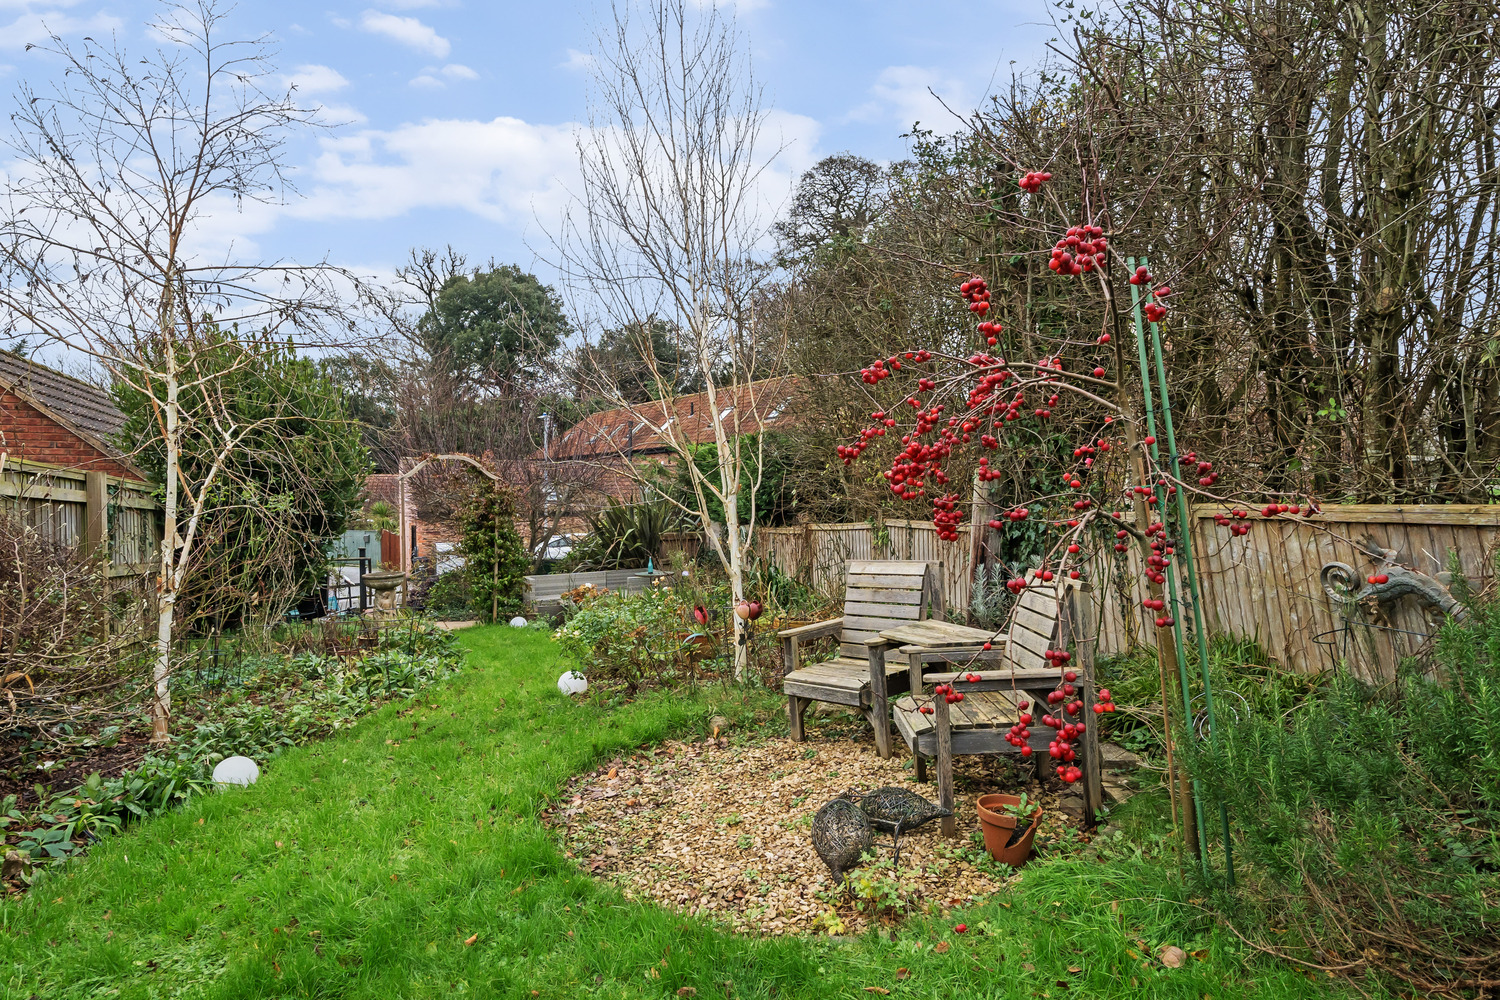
[
  {"left": 1082, "top": 505, "right": 1500, "bottom": 679},
  {"left": 750, "top": 520, "right": 971, "bottom": 616},
  {"left": 0, "top": 459, "right": 159, "bottom": 584},
  {"left": 742, "top": 505, "right": 1498, "bottom": 679}
]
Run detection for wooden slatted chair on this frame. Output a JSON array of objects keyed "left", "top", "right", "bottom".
[
  {"left": 891, "top": 572, "right": 1102, "bottom": 831},
  {"left": 779, "top": 560, "right": 942, "bottom": 758}
]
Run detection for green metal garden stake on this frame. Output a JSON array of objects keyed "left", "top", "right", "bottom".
[
  {"left": 1139, "top": 270, "right": 1235, "bottom": 886},
  {"left": 1127, "top": 258, "right": 1210, "bottom": 873}
]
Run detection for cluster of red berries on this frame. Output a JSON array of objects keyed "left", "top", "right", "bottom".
[
  {"left": 1142, "top": 596, "right": 1175, "bottom": 628},
  {"left": 987, "top": 506, "right": 1030, "bottom": 531},
  {"left": 1181, "top": 449, "right": 1217, "bottom": 488},
  {"left": 1007, "top": 699, "right": 1034, "bottom": 753},
  {"left": 918, "top": 682, "right": 968, "bottom": 715},
  {"left": 1260, "top": 502, "right": 1303, "bottom": 517},
  {"left": 931, "top": 493, "right": 965, "bottom": 541},
  {"left": 1212, "top": 509, "right": 1252, "bottom": 535},
  {"left": 837, "top": 409, "right": 896, "bottom": 464},
  {"left": 1018, "top": 170, "right": 1052, "bottom": 193},
  {"left": 935, "top": 682, "right": 965, "bottom": 704},
  {"left": 1143, "top": 520, "right": 1172, "bottom": 584},
  {"left": 1050, "top": 225, "right": 1107, "bottom": 275},
  {"left": 1127, "top": 264, "right": 1153, "bottom": 287},
  {"left": 1093, "top": 688, "right": 1117, "bottom": 714},
  {"left": 1138, "top": 285, "right": 1171, "bottom": 326},
  {"left": 1041, "top": 661, "right": 1087, "bottom": 783},
  {"left": 1367, "top": 572, "right": 1390, "bottom": 585},
  {"left": 961, "top": 277, "right": 991, "bottom": 314}
]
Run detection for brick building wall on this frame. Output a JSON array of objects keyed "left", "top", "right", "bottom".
[{"left": 0, "top": 390, "right": 142, "bottom": 481}]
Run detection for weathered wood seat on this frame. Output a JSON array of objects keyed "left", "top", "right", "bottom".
[{"left": 779, "top": 560, "right": 942, "bottom": 758}]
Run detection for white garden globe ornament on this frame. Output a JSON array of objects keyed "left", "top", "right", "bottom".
[
  {"left": 510, "top": 616, "right": 527, "bottom": 627},
  {"left": 213, "top": 756, "right": 260, "bottom": 786},
  {"left": 557, "top": 670, "right": 588, "bottom": 696}
]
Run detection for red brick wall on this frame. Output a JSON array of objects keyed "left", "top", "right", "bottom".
[
  {"left": 0, "top": 390, "right": 142, "bottom": 481},
  {"left": 415, "top": 520, "right": 462, "bottom": 562}
]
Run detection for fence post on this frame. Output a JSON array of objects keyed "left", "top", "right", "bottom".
[{"left": 84, "top": 470, "right": 108, "bottom": 559}]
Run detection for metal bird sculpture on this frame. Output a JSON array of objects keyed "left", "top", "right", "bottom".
[
  {"left": 859, "top": 786, "right": 952, "bottom": 867},
  {"left": 810, "top": 797, "right": 874, "bottom": 881}
]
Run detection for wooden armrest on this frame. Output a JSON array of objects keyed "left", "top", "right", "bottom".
[
  {"left": 778, "top": 617, "right": 843, "bottom": 640},
  {"left": 897, "top": 643, "right": 1006, "bottom": 663},
  {"left": 923, "top": 667, "right": 1060, "bottom": 687}
]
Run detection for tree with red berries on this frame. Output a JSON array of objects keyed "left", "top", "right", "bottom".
[{"left": 835, "top": 151, "right": 1340, "bottom": 859}]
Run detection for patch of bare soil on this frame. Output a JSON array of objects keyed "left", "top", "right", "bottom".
[
  {"left": 0, "top": 734, "right": 153, "bottom": 808},
  {"left": 546, "top": 723, "right": 1077, "bottom": 936}
]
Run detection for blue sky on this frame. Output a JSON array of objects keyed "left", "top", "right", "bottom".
[{"left": 1, "top": 0, "right": 1059, "bottom": 288}]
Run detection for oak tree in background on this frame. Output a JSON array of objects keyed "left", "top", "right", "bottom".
[
  {"left": 0, "top": 2, "right": 368, "bottom": 741},
  {"left": 417, "top": 263, "right": 572, "bottom": 389}
]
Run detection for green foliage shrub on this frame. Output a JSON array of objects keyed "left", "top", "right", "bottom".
[
  {"left": 422, "top": 570, "right": 476, "bottom": 619},
  {"left": 1185, "top": 598, "right": 1500, "bottom": 992},
  {"left": 113, "top": 330, "right": 370, "bottom": 627},
  {"left": 457, "top": 481, "right": 531, "bottom": 622},
  {"left": 553, "top": 582, "right": 712, "bottom": 691}
]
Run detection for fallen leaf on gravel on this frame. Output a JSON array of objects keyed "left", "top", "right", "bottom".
[{"left": 1160, "top": 946, "right": 1187, "bottom": 968}]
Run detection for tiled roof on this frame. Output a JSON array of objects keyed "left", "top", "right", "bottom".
[
  {"left": 549, "top": 377, "right": 802, "bottom": 460},
  {"left": 0, "top": 351, "right": 128, "bottom": 442}
]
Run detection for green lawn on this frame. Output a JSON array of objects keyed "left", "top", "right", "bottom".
[{"left": 0, "top": 626, "right": 1370, "bottom": 999}]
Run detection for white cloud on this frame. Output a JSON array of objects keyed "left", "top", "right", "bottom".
[
  {"left": 283, "top": 64, "right": 350, "bottom": 95},
  {"left": 560, "top": 47, "right": 593, "bottom": 72},
  {"left": 408, "top": 63, "right": 478, "bottom": 89},
  {"left": 846, "top": 65, "right": 972, "bottom": 129},
  {"left": 359, "top": 10, "right": 450, "bottom": 58},
  {"left": 297, "top": 116, "right": 581, "bottom": 226},
  {"left": 310, "top": 102, "right": 369, "bottom": 126},
  {"left": 0, "top": 10, "right": 122, "bottom": 50}
]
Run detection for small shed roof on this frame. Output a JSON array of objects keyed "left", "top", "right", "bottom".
[{"left": 0, "top": 351, "right": 129, "bottom": 441}]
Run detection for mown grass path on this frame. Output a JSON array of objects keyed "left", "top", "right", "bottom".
[{"left": 0, "top": 627, "right": 1367, "bottom": 999}]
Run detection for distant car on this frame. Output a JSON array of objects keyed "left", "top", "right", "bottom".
[{"left": 542, "top": 535, "right": 576, "bottom": 560}]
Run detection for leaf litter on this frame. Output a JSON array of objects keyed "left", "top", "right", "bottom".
[{"left": 545, "top": 728, "right": 1075, "bottom": 935}]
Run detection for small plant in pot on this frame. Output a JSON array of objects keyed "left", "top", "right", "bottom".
[{"left": 976, "top": 792, "right": 1043, "bottom": 867}]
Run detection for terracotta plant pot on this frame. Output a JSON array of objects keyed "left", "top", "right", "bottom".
[{"left": 976, "top": 793, "right": 1043, "bottom": 867}]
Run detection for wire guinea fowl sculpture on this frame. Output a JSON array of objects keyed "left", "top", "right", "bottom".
[
  {"left": 859, "top": 787, "right": 951, "bottom": 867},
  {"left": 810, "top": 798, "right": 874, "bottom": 881}
]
